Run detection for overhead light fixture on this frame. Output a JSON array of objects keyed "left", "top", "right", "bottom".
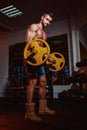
[{"left": 0, "top": 5, "right": 23, "bottom": 18}]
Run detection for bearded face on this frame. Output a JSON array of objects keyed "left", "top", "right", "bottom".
[{"left": 41, "top": 14, "right": 53, "bottom": 27}]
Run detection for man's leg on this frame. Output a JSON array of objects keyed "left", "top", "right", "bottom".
[
  {"left": 25, "top": 79, "right": 42, "bottom": 122},
  {"left": 38, "top": 76, "right": 55, "bottom": 115}
]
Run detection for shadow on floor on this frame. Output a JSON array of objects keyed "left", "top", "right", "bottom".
[{"left": 0, "top": 97, "right": 87, "bottom": 130}]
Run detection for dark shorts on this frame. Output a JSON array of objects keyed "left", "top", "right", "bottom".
[{"left": 26, "top": 65, "right": 46, "bottom": 79}]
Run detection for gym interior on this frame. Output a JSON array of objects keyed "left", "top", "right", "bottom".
[{"left": 0, "top": 0, "right": 87, "bottom": 130}]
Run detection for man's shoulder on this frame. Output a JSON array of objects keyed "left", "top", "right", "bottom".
[
  {"left": 28, "top": 23, "right": 38, "bottom": 30},
  {"left": 30, "top": 23, "right": 38, "bottom": 27}
]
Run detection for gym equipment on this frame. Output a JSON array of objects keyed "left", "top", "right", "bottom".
[
  {"left": 24, "top": 38, "right": 65, "bottom": 71},
  {"left": 24, "top": 38, "right": 50, "bottom": 66},
  {"left": 46, "top": 52, "right": 65, "bottom": 72}
]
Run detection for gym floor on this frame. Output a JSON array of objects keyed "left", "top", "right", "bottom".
[{"left": 0, "top": 98, "right": 87, "bottom": 130}]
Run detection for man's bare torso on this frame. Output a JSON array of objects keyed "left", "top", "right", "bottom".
[{"left": 26, "top": 23, "right": 47, "bottom": 42}]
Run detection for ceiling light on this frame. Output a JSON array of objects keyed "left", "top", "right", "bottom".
[{"left": 0, "top": 5, "right": 23, "bottom": 18}]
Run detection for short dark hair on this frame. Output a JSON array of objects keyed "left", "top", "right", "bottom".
[
  {"left": 45, "top": 11, "right": 54, "bottom": 18},
  {"left": 42, "top": 11, "right": 54, "bottom": 19}
]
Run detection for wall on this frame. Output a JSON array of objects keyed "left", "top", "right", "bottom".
[
  {"left": 0, "top": 17, "right": 83, "bottom": 97},
  {"left": 0, "top": 19, "right": 71, "bottom": 97},
  {"left": 0, "top": 30, "right": 26, "bottom": 96},
  {"left": 53, "top": 85, "right": 71, "bottom": 99},
  {"left": 78, "top": 5, "right": 87, "bottom": 28}
]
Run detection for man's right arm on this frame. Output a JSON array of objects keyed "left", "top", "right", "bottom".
[{"left": 26, "top": 24, "right": 38, "bottom": 44}]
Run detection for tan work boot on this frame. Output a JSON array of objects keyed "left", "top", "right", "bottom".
[
  {"left": 39, "top": 99, "right": 55, "bottom": 115},
  {"left": 25, "top": 103, "right": 42, "bottom": 122}
]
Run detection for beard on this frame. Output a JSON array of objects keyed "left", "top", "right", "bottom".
[{"left": 44, "top": 23, "right": 48, "bottom": 27}]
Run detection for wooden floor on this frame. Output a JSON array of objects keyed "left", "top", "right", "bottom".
[{"left": 0, "top": 98, "right": 87, "bottom": 130}]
